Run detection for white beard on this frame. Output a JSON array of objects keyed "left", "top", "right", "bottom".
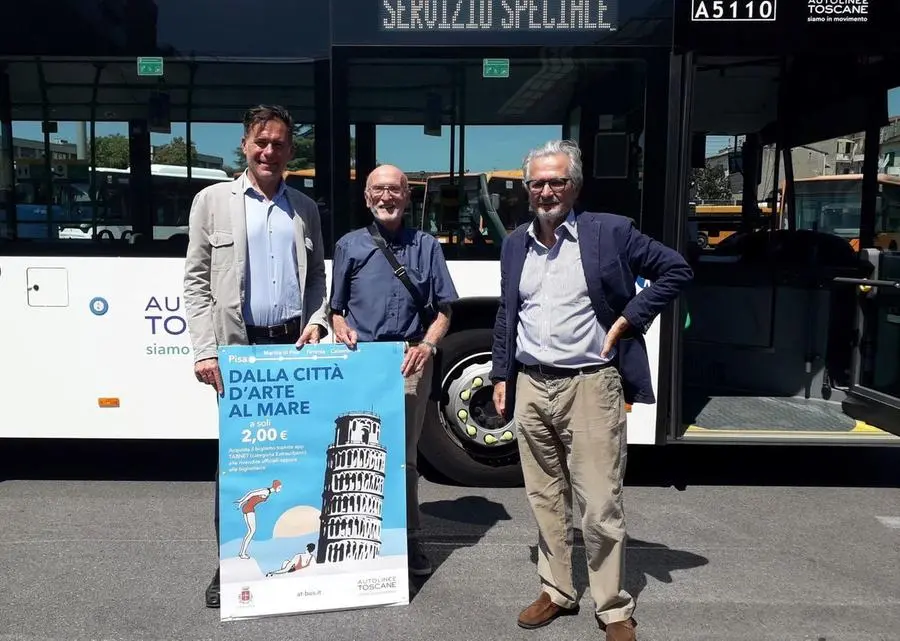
[{"left": 533, "top": 208, "right": 567, "bottom": 223}]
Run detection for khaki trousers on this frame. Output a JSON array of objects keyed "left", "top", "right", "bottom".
[
  {"left": 405, "top": 357, "right": 433, "bottom": 535},
  {"left": 514, "top": 366, "right": 635, "bottom": 624}
]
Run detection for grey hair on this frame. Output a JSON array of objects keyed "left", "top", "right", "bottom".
[{"left": 522, "top": 139, "right": 583, "bottom": 190}]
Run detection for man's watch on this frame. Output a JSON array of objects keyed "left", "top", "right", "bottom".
[{"left": 421, "top": 340, "right": 437, "bottom": 355}]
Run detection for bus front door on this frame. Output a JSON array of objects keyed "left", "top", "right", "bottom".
[
  {"left": 835, "top": 77, "right": 900, "bottom": 435},
  {"left": 838, "top": 248, "right": 900, "bottom": 434}
]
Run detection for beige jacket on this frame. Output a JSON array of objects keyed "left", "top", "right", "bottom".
[{"left": 183, "top": 174, "right": 329, "bottom": 363}]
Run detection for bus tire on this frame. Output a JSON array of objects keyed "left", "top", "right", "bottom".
[{"left": 419, "top": 328, "right": 523, "bottom": 488}]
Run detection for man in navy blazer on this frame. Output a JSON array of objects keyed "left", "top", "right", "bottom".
[{"left": 490, "top": 140, "right": 692, "bottom": 641}]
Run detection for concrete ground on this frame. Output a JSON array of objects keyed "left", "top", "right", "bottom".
[{"left": 0, "top": 441, "right": 898, "bottom": 641}]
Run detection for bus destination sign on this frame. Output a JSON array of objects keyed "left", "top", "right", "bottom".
[{"left": 381, "top": 0, "right": 618, "bottom": 31}]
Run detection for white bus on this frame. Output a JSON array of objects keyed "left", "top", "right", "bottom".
[
  {"left": 10, "top": 160, "right": 231, "bottom": 242},
  {"left": 2, "top": 1, "right": 899, "bottom": 488}
]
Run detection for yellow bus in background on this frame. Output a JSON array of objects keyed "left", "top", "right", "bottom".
[
  {"left": 689, "top": 203, "right": 776, "bottom": 248},
  {"left": 423, "top": 169, "right": 526, "bottom": 234},
  {"left": 688, "top": 174, "right": 900, "bottom": 252},
  {"left": 421, "top": 172, "right": 506, "bottom": 252},
  {"left": 789, "top": 174, "right": 900, "bottom": 251}
]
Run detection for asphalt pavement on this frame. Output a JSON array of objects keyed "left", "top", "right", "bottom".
[{"left": 0, "top": 441, "right": 898, "bottom": 641}]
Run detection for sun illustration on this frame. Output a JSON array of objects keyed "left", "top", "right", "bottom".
[{"left": 272, "top": 505, "right": 322, "bottom": 538}]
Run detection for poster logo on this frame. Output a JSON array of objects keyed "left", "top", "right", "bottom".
[
  {"left": 238, "top": 586, "right": 253, "bottom": 606},
  {"left": 357, "top": 575, "right": 399, "bottom": 595}
]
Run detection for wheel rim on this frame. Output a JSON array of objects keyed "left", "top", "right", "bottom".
[{"left": 439, "top": 351, "right": 517, "bottom": 459}]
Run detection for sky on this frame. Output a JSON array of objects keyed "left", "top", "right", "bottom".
[{"left": 11, "top": 89, "right": 900, "bottom": 173}]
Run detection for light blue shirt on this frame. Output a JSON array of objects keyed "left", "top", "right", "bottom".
[
  {"left": 515, "top": 211, "right": 614, "bottom": 368},
  {"left": 240, "top": 173, "right": 303, "bottom": 327}
]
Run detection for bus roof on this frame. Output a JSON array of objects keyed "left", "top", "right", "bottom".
[
  {"left": 487, "top": 169, "right": 524, "bottom": 179},
  {"left": 282, "top": 168, "right": 424, "bottom": 186},
  {"left": 426, "top": 170, "right": 523, "bottom": 180},
  {"left": 426, "top": 172, "right": 483, "bottom": 180},
  {"left": 149, "top": 164, "right": 231, "bottom": 181},
  {"left": 25, "top": 163, "right": 231, "bottom": 181},
  {"left": 284, "top": 168, "right": 358, "bottom": 180}
]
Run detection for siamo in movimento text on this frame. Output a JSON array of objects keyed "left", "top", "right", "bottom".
[{"left": 381, "top": 0, "right": 616, "bottom": 31}]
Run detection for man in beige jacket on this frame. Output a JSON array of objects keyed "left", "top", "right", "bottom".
[{"left": 183, "top": 104, "right": 328, "bottom": 609}]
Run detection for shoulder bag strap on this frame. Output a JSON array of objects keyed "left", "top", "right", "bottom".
[{"left": 366, "top": 223, "right": 434, "bottom": 327}]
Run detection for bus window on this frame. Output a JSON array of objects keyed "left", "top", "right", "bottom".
[
  {"left": 404, "top": 181, "right": 425, "bottom": 229},
  {"left": 284, "top": 169, "right": 317, "bottom": 199},
  {"left": 877, "top": 182, "right": 900, "bottom": 250},
  {"left": 485, "top": 170, "right": 527, "bottom": 229},
  {"left": 421, "top": 173, "right": 507, "bottom": 257}
]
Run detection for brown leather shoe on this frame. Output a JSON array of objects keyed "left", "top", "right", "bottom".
[
  {"left": 601, "top": 617, "right": 637, "bottom": 641},
  {"left": 517, "top": 592, "right": 579, "bottom": 629}
]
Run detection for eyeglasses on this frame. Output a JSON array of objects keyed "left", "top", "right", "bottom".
[
  {"left": 525, "top": 177, "right": 572, "bottom": 193},
  {"left": 368, "top": 184, "right": 405, "bottom": 196}
]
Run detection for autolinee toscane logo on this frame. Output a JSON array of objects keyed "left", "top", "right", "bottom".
[
  {"left": 807, "top": 0, "right": 868, "bottom": 22},
  {"left": 144, "top": 295, "right": 192, "bottom": 357}
]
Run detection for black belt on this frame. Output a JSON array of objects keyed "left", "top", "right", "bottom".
[
  {"left": 518, "top": 361, "right": 612, "bottom": 378},
  {"left": 247, "top": 316, "right": 303, "bottom": 340}
]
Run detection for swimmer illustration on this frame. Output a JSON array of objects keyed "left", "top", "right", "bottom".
[
  {"left": 266, "top": 543, "right": 317, "bottom": 577},
  {"left": 234, "top": 480, "right": 282, "bottom": 559}
]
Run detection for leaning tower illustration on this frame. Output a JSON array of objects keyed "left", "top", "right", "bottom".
[{"left": 316, "top": 411, "right": 387, "bottom": 564}]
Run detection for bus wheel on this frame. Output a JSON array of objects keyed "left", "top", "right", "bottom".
[
  {"left": 419, "top": 328, "right": 523, "bottom": 487},
  {"left": 697, "top": 232, "right": 709, "bottom": 248}
]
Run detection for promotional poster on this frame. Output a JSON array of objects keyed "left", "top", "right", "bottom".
[{"left": 216, "top": 341, "right": 409, "bottom": 621}]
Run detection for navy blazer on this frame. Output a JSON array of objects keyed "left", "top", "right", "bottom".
[{"left": 490, "top": 211, "right": 693, "bottom": 413}]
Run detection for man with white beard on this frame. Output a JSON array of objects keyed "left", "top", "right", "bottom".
[
  {"left": 328, "top": 164, "right": 458, "bottom": 578},
  {"left": 489, "top": 140, "right": 692, "bottom": 641}
]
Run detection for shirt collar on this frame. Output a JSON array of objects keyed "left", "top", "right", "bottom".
[
  {"left": 374, "top": 219, "right": 409, "bottom": 244},
  {"left": 241, "top": 170, "right": 287, "bottom": 202},
  {"left": 527, "top": 210, "right": 578, "bottom": 241}
]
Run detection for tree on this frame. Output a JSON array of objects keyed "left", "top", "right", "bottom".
[
  {"left": 153, "top": 136, "right": 199, "bottom": 166},
  {"left": 89, "top": 134, "right": 130, "bottom": 169},
  {"left": 691, "top": 164, "right": 733, "bottom": 201}
]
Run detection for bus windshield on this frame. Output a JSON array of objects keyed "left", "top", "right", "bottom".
[{"left": 794, "top": 179, "right": 862, "bottom": 239}]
